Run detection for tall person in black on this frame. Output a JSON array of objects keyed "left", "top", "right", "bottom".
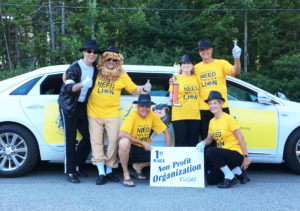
[{"left": 58, "top": 40, "right": 101, "bottom": 183}]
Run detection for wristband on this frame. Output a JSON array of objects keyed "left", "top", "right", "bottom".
[{"left": 243, "top": 155, "right": 248, "bottom": 158}]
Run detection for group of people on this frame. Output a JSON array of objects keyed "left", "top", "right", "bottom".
[{"left": 58, "top": 38, "right": 251, "bottom": 189}]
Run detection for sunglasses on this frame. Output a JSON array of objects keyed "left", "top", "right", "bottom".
[
  {"left": 106, "top": 58, "right": 118, "bottom": 62},
  {"left": 86, "top": 49, "right": 98, "bottom": 54}
]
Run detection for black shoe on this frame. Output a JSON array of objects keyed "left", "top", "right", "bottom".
[
  {"left": 75, "top": 170, "right": 88, "bottom": 178},
  {"left": 218, "top": 177, "right": 237, "bottom": 188},
  {"left": 236, "top": 170, "right": 250, "bottom": 184},
  {"left": 96, "top": 175, "right": 106, "bottom": 185},
  {"left": 106, "top": 172, "right": 120, "bottom": 182},
  {"left": 66, "top": 173, "right": 80, "bottom": 183}
]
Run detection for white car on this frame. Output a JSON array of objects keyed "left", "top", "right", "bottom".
[{"left": 0, "top": 65, "right": 299, "bottom": 177}]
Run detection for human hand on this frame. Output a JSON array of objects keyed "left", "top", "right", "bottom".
[
  {"left": 196, "top": 140, "right": 206, "bottom": 152},
  {"left": 142, "top": 142, "right": 152, "bottom": 151},
  {"left": 147, "top": 138, "right": 152, "bottom": 145},
  {"left": 169, "top": 77, "right": 175, "bottom": 85},
  {"left": 82, "top": 77, "right": 92, "bottom": 88},
  {"left": 143, "top": 79, "right": 152, "bottom": 92},
  {"left": 241, "top": 156, "right": 251, "bottom": 170},
  {"left": 232, "top": 40, "right": 242, "bottom": 58}
]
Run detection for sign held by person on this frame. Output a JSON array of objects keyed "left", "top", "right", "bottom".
[{"left": 150, "top": 147, "right": 205, "bottom": 188}]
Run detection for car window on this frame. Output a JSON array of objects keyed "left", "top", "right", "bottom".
[
  {"left": 40, "top": 74, "right": 63, "bottom": 95},
  {"left": 10, "top": 76, "right": 42, "bottom": 95},
  {"left": 123, "top": 73, "right": 172, "bottom": 96},
  {"left": 227, "top": 82, "right": 257, "bottom": 102}
]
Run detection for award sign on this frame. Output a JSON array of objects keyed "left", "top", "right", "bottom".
[
  {"left": 150, "top": 147, "right": 205, "bottom": 188},
  {"left": 171, "top": 64, "right": 181, "bottom": 107}
]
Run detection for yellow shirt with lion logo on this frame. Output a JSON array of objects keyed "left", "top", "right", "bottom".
[
  {"left": 195, "top": 59, "right": 232, "bottom": 110},
  {"left": 120, "top": 110, "right": 167, "bottom": 147},
  {"left": 168, "top": 74, "right": 200, "bottom": 121},
  {"left": 87, "top": 73, "right": 137, "bottom": 118},
  {"left": 208, "top": 112, "right": 242, "bottom": 155}
]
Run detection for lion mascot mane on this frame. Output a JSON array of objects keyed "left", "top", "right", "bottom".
[{"left": 97, "top": 51, "right": 124, "bottom": 83}]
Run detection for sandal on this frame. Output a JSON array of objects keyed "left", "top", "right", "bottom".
[
  {"left": 128, "top": 167, "right": 147, "bottom": 180},
  {"left": 123, "top": 178, "right": 135, "bottom": 187}
]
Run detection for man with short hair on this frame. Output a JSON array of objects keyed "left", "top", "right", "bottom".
[
  {"left": 195, "top": 39, "right": 242, "bottom": 139},
  {"left": 58, "top": 39, "right": 101, "bottom": 183},
  {"left": 118, "top": 94, "right": 171, "bottom": 187}
]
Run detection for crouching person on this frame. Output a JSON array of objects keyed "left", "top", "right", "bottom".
[
  {"left": 118, "top": 94, "right": 171, "bottom": 187},
  {"left": 196, "top": 91, "right": 251, "bottom": 188}
]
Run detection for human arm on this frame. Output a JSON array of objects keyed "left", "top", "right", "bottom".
[
  {"left": 71, "top": 77, "right": 92, "bottom": 92},
  {"left": 233, "top": 129, "right": 251, "bottom": 170},
  {"left": 119, "top": 130, "right": 152, "bottom": 151},
  {"left": 132, "top": 79, "right": 151, "bottom": 95},
  {"left": 162, "top": 128, "right": 171, "bottom": 147},
  {"left": 124, "top": 73, "right": 150, "bottom": 95},
  {"left": 169, "top": 77, "right": 175, "bottom": 85},
  {"left": 63, "top": 64, "right": 92, "bottom": 93},
  {"left": 231, "top": 58, "right": 241, "bottom": 76},
  {"left": 169, "top": 91, "right": 173, "bottom": 103},
  {"left": 203, "top": 133, "right": 214, "bottom": 146}
]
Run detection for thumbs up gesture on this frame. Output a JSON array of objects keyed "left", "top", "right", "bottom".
[
  {"left": 232, "top": 40, "right": 242, "bottom": 59},
  {"left": 143, "top": 79, "right": 152, "bottom": 93},
  {"left": 82, "top": 77, "right": 93, "bottom": 88}
]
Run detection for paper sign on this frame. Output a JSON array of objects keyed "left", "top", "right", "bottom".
[{"left": 150, "top": 147, "right": 205, "bottom": 188}]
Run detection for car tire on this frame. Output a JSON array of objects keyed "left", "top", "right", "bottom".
[
  {"left": 0, "top": 124, "right": 39, "bottom": 177},
  {"left": 284, "top": 129, "right": 300, "bottom": 174}
]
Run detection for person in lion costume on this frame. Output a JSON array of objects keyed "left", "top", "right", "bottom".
[{"left": 86, "top": 46, "right": 152, "bottom": 185}]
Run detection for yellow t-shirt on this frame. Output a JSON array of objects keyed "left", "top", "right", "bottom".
[
  {"left": 168, "top": 74, "right": 200, "bottom": 121},
  {"left": 87, "top": 73, "right": 137, "bottom": 118},
  {"left": 194, "top": 59, "right": 232, "bottom": 110},
  {"left": 120, "top": 110, "right": 167, "bottom": 147},
  {"left": 208, "top": 112, "right": 242, "bottom": 155}
]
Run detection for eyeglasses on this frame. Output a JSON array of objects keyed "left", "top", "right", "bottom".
[
  {"left": 86, "top": 49, "right": 98, "bottom": 54},
  {"left": 106, "top": 58, "right": 118, "bottom": 62}
]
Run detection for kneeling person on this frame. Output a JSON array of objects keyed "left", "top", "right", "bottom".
[{"left": 118, "top": 94, "right": 171, "bottom": 187}]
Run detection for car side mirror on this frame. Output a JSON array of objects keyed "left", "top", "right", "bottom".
[{"left": 257, "top": 92, "right": 272, "bottom": 105}]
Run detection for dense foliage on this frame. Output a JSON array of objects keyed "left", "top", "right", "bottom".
[{"left": 0, "top": 0, "right": 299, "bottom": 101}]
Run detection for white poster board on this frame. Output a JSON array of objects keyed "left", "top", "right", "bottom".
[{"left": 150, "top": 147, "right": 205, "bottom": 188}]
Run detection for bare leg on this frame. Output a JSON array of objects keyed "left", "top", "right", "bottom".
[
  {"left": 132, "top": 162, "right": 150, "bottom": 179},
  {"left": 118, "top": 138, "right": 134, "bottom": 186}
]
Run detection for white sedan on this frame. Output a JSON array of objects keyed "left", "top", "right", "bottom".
[{"left": 0, "top": 65, "right": 299, "bottom": 177}]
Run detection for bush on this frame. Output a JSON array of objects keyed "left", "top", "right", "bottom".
[
  {"left": 238, "top": 53, "right": 300, "bottom": 102},
  {"left": 0, "top": 67, "right": 34, "bottom": 81}
]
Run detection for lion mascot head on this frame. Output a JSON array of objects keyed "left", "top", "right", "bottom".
[{"left": 97, "top": 46, "right": 124, "bottom": 83}]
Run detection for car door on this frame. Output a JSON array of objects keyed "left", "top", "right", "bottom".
[
  {"left": 19, "top": 73, "right": 65, "bottom": 153},
  {"left": 227, "top": 79, "right": 279, "bottom": 158}
]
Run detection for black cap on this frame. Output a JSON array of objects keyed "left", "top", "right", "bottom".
[
  {"left": 79, "top": 40, "right": 102, "bottom": 53},
  {"left": 204, "top": 91, "right": 225, "bottom": 103},
  {"left": 133, "top": 94, "right": 156, "bottom": 106},
  {"left": 180, "top": 54, "right": 194, "bottom": 65},
  {"left": 104, "top": 46, "right": 119, "bottom": 53},
  {"left": 198, "top": 39, "right": 214, "bottom": 50}
]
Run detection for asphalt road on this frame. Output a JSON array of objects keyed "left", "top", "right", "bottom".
[{"left": 1, "top": 162, "right": 300, "bottom": 211}]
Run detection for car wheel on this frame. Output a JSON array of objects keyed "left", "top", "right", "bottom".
[
  {"left": 284, "top": 129, "right": 300, "bottom": 174},
  {"left": 0, "top": 124, "right": 39, "bottom": 177}
]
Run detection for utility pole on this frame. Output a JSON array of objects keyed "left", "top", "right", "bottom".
[
  {"left": 48, "top": 0, "right": 55, "bottom": 53},
  {"left": 244, "top": 10, "right": 248, "bottom": 73},
  {"left": 0, "top": 6, "right": 13, "bottom": 71}
]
